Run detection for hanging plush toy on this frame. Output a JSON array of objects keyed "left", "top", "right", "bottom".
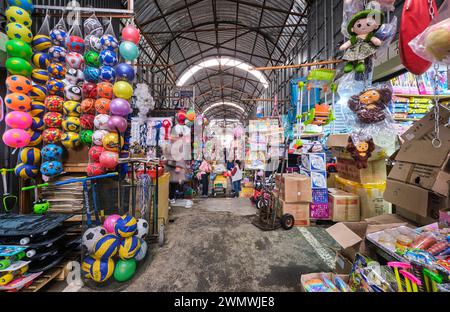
[
  {"left": 347, "top": 87, "right": 392, "bottom": 124},
  {"left": 346, "top": 136, "right": 375, "bottom": 169},
  {"left": 340, "top": 9, "right": 384, "bottom": 73}
]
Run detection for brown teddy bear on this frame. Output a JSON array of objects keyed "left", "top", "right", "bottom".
[{"left": 346, "top": 137, "right": 375, "bottom": 169}]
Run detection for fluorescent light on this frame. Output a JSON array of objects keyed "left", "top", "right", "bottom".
[
  {"left": 203, "top": 102, "right": 245, "bottom": 115},
  {"left": 177, "top": 57, "right": 269, "bottom": 88}
]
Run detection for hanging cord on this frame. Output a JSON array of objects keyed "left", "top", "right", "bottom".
[{"left": 432, "top": 64, "right": 442, "bottom": 148}]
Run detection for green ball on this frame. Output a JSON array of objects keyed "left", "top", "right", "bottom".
[
  {"left": 6, "top": 57, "right": 32, "bottom": 76},
  {"left": 113, "top": 259, "right": 136, "bottom": 282},
  {"left": 5, "top": 39, "right": 32, "bottom": 60},
  {"left": 84, "top": 51, "right": 100, "bottom": 68},
  {"left": 80, "top": 129, "right": 93, "bottom": 145}
]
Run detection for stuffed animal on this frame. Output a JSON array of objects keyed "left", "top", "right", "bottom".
[
  {"left": 340, "top": 9, "right": 385, "bottom": 73},
  {"left": 424, "top": 19, "right": 450, "bottom": 62},
  {"left": 346, "top": 137, "right": 375, "bottom": 169},
  {"left": 348, "top": 87, "right": 392, "bottom": 124}
]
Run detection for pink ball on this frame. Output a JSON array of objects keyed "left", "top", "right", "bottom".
[
  {"left": 2, "top": 129, "right": 31, "bottom": 148},
  {"left": 122, "top": 25, "right": 140, "bottom": 44},
  {"left": 110, "top": 98, "right": 131, "bottom": 116},
  {"left": 107, "top": 115, "right": 128, "bottom": 133},
  {"left": 99, "top": 150, "right": 119, "bottom": 169},
  {"left": 103, "top": 214, "right": 121, "bottom": 233},
  {"left": 5, "top": 111, "right": 32, "bottom": 129},
  {"left": 88, "top": 145, "right": 104, "bottom": 162}
]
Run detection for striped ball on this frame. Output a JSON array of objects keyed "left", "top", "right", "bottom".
[
  {"left": 118, "top": 236, "right": 141, "bottom": 260},
  {"left": 32, "top": 53, "right": 50, "bottom": 69},
  {"left": 90, "top": 258, "right": 115, "bottom": 283},
  {"left": 19, "top": 147, "right": 41, "bottom": 165},
  {"left": 32, "top": 35, "right": 52, "bottom": 52},
  {"left": 26, "top": 130, "right": 42, "bottom": 147},
  {"left": 29, "top": 84, "right": 47, "bottom": 101},
  {"left": 93, "top": 234, "right": 119, "bottom": 260},
  {"left": 31, "top": 69, "right": 49, "bottom": 85},
  {"left": 14, "top": 162, "right": 38, "bottom": 179},
  {"left": 81, "top": 256, "right": 95, "bottom": 279},
  {"left": 30, "top": 101, "right": 45, "bottom": 117},
  {"left": 31, "top": 116, "right": 45, "bottom": 131},
  {"left": 114, "top": 215, "right": 137, "bottom": 238}
]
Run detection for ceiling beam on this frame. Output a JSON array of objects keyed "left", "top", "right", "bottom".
[
  {"left": 139, "top": 0, "right": 208, "bottom": 27},
  {"left": 223, "top": 0, "right": 308, "bottom": 17}
]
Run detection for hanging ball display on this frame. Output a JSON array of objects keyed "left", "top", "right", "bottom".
[
  {"left": 92, "top": 130, "right": 109, "bottom": 146},
  {"left": 83, "top": 66, "right": 100, "bottom": 83},
  {"left": 80, "top": 98, "right": 95, "bottom": 114},
  {"left": 7, "top": 0, "right": 34, "bottom": 12},
  {"left": 86, "top": 162, "right": 107, "bottom": 177},
  {"left": 32, "top": 35, "right": 52, "bottom": 52},
  {"left": 6, "top": 23, "right": 33, "bottom": 43},
  {"left": 31, "top": 69, "right": 49, "bottom": 85},
  {"left": 65, "top": 52, "right": 84, "bottom": 70},
  {"left": 95, "top": 98, "right": 111, "bottom": 114},
  {"left": 80, "top": 129, "right": 93, "bottom": 145},
  {"left": 186, "top": 109, "right": 196, "bottom": 122},
  {"left": 5, "top": 111, "right": 32, "bottom": 129},
  {"left": 99, "top": 50, "right": 118, "bottom": 67},
  {"left": 14, "top": 163, "right": 38, "bottom": 179},
  {"left": 80, "top": 114, "right": 95, "bottom": 130},
  {"left": 100, "top": 34, "right": 119, "bottom": 51},
  {"left": 67, "top": 35, "right": 85, "bottom": 53},
  {"left": 46, "top": 78, "right": 65, "bottom": 96},
  {"left": 119, "top": 41, "right": 139, "bottom": 61},
  {"left": 84, "top": 51, "right": 100, "bottom": 68},
  {"left": 114, "top": 215, "right": 137, "bottom": 238},
  {"left": 64, "top": 85, "right": 82, "bottom": 102},
  {"left": 102, "top": 132, "right": 123, "bottom": 152},
  {"left": 31, "top": 117, "right": 45, "bottom": 131},
  {"left": 110, "top": 99, "right": 131, "bottom": 116},
  {"left": 115, "top": 63, "right": 135, "bottom": 82},
  {"left": 107, "top": 115, "right": 128, "bottom": 133},
  {"left": 81, "top": 256, "right": 95, "bottom": 279},
  {"left": 99, "top": 150, "right": 119, "bottom": 169},
  {"left": 97, "top": 82, "right": 114, "bottom": 99},
  {"left": 89, "top": 145, "right": 104, "bottom": 162},
  {"left": 113, "top": 81, "right": 133, "bottom": 100},
  {"left": 94, "top": 114, "right": 110, "bottom": 130},
  {"left": 41, "top": 144, "right": 63, "bottom": 161},
  {"left": 113, "top": 259, "right": 136, "bottom": 283},
  {"left": 42, "top": 127, "right": 63, "bottom": 144},
  {"left": 49, "top": 28, "right": 67, "bottom": 47},
  {"left": 30, "top": 84, "right": 47, "bottom": 101},
  {"left": 63, "top": 101, "right": 81, "bottom": 117},
  {"left": 103, "top": 214, "right": 121, "bottom": 234},
  {"left": 6, "top": 39, "right": 32, "bottom": 60},
  {"left": 40, "top": 160, "right": 63, "bottom": 177},
  {"left": 19, "top": 147, "right": 41, "bottom": 165},
  {"left": 82, "top": 82, "right": 98, "bottom": 99},
  {"left": 6, "top": 6, "right": 32, "bottom": 27},
  {"left": 32, "top": 52, "right": 50, "bottom": 69},
  {"left": 30, "top": 101, "right": 46, "bottom": 117},
  {"left": 118, "top": 236, "right": 141, "bottom": 260},
  {"left": 48, "top": 46, "right": 67, "bottom": 63},
  {"left": 99, "top": 66, "right": 116, "bottom": 83},
  {"left": 48, "top": 63, "right": 67, "bottom": 79},
  {"left": 45, "top": 95, "right": 64, "bottom": 112},
  {"left": 6, "top": 75, "right": 32, "bottom": 94},
  {"left": 122, "top": 25, "right": 141, "bottom": 44},
  {"left": 2, "top": 129, "right": 30, "bottom": 148},
  {"left": 6, "top": 57, "right": 32, "bottom": 76},
  {"left": 65, "top": 68, "right": 84, "bottom": 86},
  {"left": 5, "top": 93, "right": 31, "bottom": 112},
  {"left": 90, "top": 258, "right": 115, "bottom": 283},
  {"left": 26, "top": 130, "right": 42, "bottom": 147},
  {"left": 84, "top": 35, "right": 102, "bottom": 53},
  {"left": 43, "top": 112, "right": 63, "bottom": 128},
  {"left": 61, "top": 131, "right": 81, "bottom": 149},
  {"left": 135, "top": 239, "right": 147, "bottom": 261},
  {"left": 93, "top": 234, "right": 119, "bottom": 260}
]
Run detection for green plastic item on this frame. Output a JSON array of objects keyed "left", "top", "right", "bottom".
[
  {"left": 6, "top": 57, "right": 32, "bottom": 76},
  {"left": 5, "top": 39, "right": 32, "bottom": 60},
  {"left": 307, "top": 69, "right": 336, "bottom": 82},
  {"left": 113, "top": 259, "right": 136, "bottom": 282}
]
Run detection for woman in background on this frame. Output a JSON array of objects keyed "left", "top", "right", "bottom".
[{"left": 231, "top": 160, "right": 243, "bottom": 198}]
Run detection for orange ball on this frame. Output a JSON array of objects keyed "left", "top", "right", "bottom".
[
  {"left": 81, "top": 98, "right": 95, "bottom": 114},
  {"left": 97, "top": 82, "right": 113, "bottom": 99},
  {"left": 95, "top": 98, "right": 111, "bottom": 114},
  {"left": 5, "top": 93, "right": 31, "bottom": 111}
]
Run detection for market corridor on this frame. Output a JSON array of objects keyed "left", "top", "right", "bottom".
[{"left": 126, "top": 198, "right": 338, "bottom": 292}]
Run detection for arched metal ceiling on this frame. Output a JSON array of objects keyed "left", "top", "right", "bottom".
[{"left": 135, "top": 0, "right": 310, "bottom": 120}]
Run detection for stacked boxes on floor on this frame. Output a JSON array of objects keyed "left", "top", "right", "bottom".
[
  {"left": 299, "top": 153, "right": 330, "bottom": 220},
  {"left": 275, "top": 174, "right": 312, "bottom": 226}
]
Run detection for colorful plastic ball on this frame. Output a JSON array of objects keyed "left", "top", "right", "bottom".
[
  {"left": 15, "top": 163, "right": 38, "bottom": 179},
  {"left": 5, "top": 93, "right": 31, "bottom": 111},
  {"left": 80, "top": 114, "right": 95, "bottom": 130},
  {"left": 81, "top": 256, "right": 95, "bottom": 279},
  {"left": 99, "top": 150, "right": 118, "bottom": 169},
  {"left": 46, "top": 78, "right": 65, "bottom": 96},
  {"left": 6, "top": 57, "right": 32, "bottom": 76},
  {"left": 61, "top": 131, "right": 80, "bottom": 149},
  {"left": 26, "top": 130, "right": 42, "bottom": 147},
  {"left": 93, "top": 234, "right": 119, "bottom": 260},
  {"left": 80, "top": 129, "right": 93, "bottom": 145},
  {"left": 92, "top": 130, "right": 109, "bottom": 146},
  {"left": 63, "top": 101, "right": 81, "bottom": 117},
  {"left": 84, "top": 35, "right": 102, "bottom": 53},
  {"left": 94, "top": 114, "right": 110, "bottom": 130},
  {"left": 99, "top": 50, "right": 118, "bottom": 67},
  {"left": 113, "top": 259, "right": 136, "bottom": 283},
  {"left": 84, "top": 51, "right": 100, "bottom": 68},
  {"left": 135, "top": 239, "right": 147, "bottom": 261},
  {"left": 122, "top": 25, "right": 140, "bottom": 45},
  {"left": 99, "top": 66, "right": 116, "bottom": 83},
  {"left": 113, "top": 81, "right": 133, "bottom": 100},
  {"left": 62, "top": 116, "right": 80, "bottom": 132},
  {"left": 49, "top": 28, "right": 67, "bottom": 47},
  {"left": 90, "top": 258, "right": 114, "bottom": 283},
  {"left": 65, "top": 68, "right": 84, "bottom": 86},
  {"left": 177, "top": 110, "right": 186, "bottom": 125},
  {"left": 32, "top": 35, "right": 52, "bottom": 52},
  {"left": 65, "top": 52, "right": 84, "bottom": 69},
  {"left": 41, "top": 144, "right": 63, "bottom": 161},
  {"left": 2, "top": 129, "right": 30, "bottom": 148},
  {"left": 48, "top": 46, "right": 67, "bottom": 63},
  {"left": 44, "top": 112, "right": 63, "bottom": 128},
  {"left": 40, "top": 160, "right": 63, "bottom": 177},
  {"left": 118, "top": 236, "right": 140, "bottom": 260},
  {"left": 82, "top": 82, "right": 98, "bottom": 98},
  {"left": 29, "top": 84, "right": 47, "bottom": 101},
  {"left": 7, "top": 0, "right": 34, "bottom": 12},
  {"left": 66, "top": 35, "right": 85, "bottom": 53},
  {"left": 115, "top": 63, "right": 135, "bottom": 82},
  {"left": 44, "top": 95, "right": 64, "bottom": 112},
  {"left": 86, "top": 162, "right": 107, "bottom": 177},
  {"left": 19, "top": 147, "right": 41, "bottom": 165},
  {"left": 47, "top": 63, "right": 67, "bottom": 79},
  {"left": 100, "top": 34, "right": 119, "bottom": 51},
  {"left": 95, "top": 98, "right": 111, "bottom": 114},
  {"left": 103, "top": 132, "right": 123, "bottom": 152},
  {"left": 31, "top": 117, "right": 45, "bottom": 131},
  {"left": 6, "top": 75, "right": 32, "bottom": 94},
  {"left": 119, "top": 41, "right": 139, "bottom": 62},
  {"left": 80, "top": 98, "right": 95, "bottom": 114},
  {"left": 110, "top": 98, "right": 131, "bottom": 117},
  {"left": 30, "top": 101, "right": 45, "bottom": 117},
  {"left": 103, "top": 214, "right": 120, "bottom": 234},
  {"left": 83, "top": 66, "right": 100, "bottom": 83},
  {"left": 107, "top": 115, "right": 128, "bottom": 133},
  {"left": 6, "top": 6, "right": 32, "bottom": 27},
  {"left": 64, "top": 85, "right": 82, "bottom": 101},
  {"left": 42, "top": 128, "right": 63, "bottom": 144},
  {"left": 31, "top": 69, "right": 49, "bottom": 85},
  {"left": 97, "top": 82, "right": 113, "bottom": 99},
  {"left": 186, "top": 109, "right": 196, "bottom": 122},
  {"left": 32, "top": 52, "right": 50, "bottom": 69},
  {"left": 5, "top": 39, "right": 32, "bottom": 60},
  {"left": 6, "top": 22, "right": 33, "bottom": 43},
  {"left": 5, "top": 111, "right": 32, "bottom": 129},
  {"left": 114, "top": 215, "right": 137, "bottom": 238},
  {"left": 88, "top": 145, "right": 104, "bottom": 162}
]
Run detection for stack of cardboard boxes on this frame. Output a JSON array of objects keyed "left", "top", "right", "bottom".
[
  {"left": 275, "top": 174, "right": 312, "bottom": 226},
  {"left": 384, "top": 109, "right": 450, "bottom": 225}
]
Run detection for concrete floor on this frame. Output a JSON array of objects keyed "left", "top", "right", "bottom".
[{"left": 125, "top": 198, "right": 339, "bottom": 292}]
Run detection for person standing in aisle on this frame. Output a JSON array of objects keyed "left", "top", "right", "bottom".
[
  {"left": 199, "top": 158, "right": 212, "bottom": 198},
  {"left": 231, "top": 160, "right": 243, "bottom": 198}
]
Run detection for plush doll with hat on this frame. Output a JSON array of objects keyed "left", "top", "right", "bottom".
[{"left": 340, "top": 9, "right": 385, "bottom": 73}]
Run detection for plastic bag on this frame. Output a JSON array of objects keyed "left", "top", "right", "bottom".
[
  {"left": 100, "top": 18, "right": 119, "bottom": 51},
  {"left": 66, "top": 21, "right": 85, "bottom": 54},
  {"left": 50, "top": 14, "right": 68, "bottom": 47},
  {"left": 84, "top": 14, "right": 103, "bottom": 52},
  {"left": 37, "top": 11, "right": 51, "bottom": 36},
  {"left": 409, "top": 0, "right": 450, "bottom": 64}
]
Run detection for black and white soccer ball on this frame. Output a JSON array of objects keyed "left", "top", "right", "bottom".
[
  {"left": 82, "top": 226, "right": 106, "bottom": 253},
  {"left": 136, "top": 219, "right": 149, "bottom": 239}
]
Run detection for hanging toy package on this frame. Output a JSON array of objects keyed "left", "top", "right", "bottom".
[
  {"left": 66, "top": 17, "right": 85, "bottom": 54},
  {"left": 84, "top": 13, "right": 103, "bottom": 52},
  {"left": 409, "top": 0, "right": 450, "bottom": 64}
]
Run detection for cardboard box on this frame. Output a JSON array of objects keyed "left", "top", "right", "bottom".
[
  {"left": 401, "top": 108, "right": 450, "bottom": 144},
  {"left": 335, "top": 251, "right": 353, "bottom": 275},
  {"left": 275, "top": 174, "right": 312, "bottom": 203},
  {"left": 301, "top": 153, "right": 326, "bottom": 171},
  {"left": 328, "top": 188, "right": 360, "bottom": 222},
  {"left": 278, "top": 199, "right": 310, "bottom": 227},
  {"left": 395, "top": 206, "right": 439, "bottom": 226},
  {"left": 300, "top": 272, "right": 350, "bottom": 292},
  {"left": 336, "top": 157, "right": 387, "bottom": 184}
]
